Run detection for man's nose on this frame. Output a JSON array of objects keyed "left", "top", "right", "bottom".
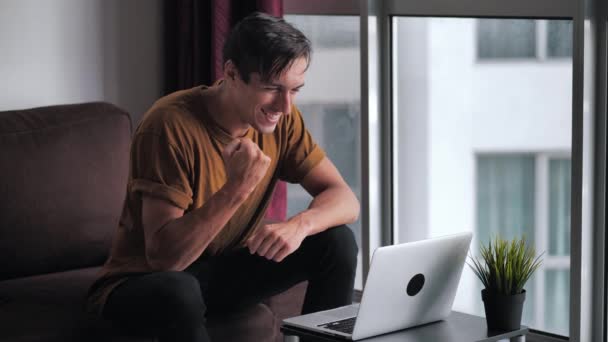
[{"left": 274, "top": 90, "right": 292, "bottom": 115}]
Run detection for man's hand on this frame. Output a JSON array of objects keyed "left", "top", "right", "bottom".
[
  {"left": 245, "top": 218, "right": 310, "bottom": 262},
  {"left": 222, "top": 138, "right": 271, "bottom": 199}
]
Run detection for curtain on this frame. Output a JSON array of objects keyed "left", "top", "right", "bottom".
[
  {"left": 164, "top": 0, "right": 287, "bottom": 221},
  {"left": 164, "top": 0, "right": 282, "bottom": 91}
]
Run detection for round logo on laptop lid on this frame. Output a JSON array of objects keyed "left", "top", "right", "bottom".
[{"left": 407, "top": 273, "right": 425, "bottom": 296}]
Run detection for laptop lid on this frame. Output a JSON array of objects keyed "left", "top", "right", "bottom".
[{"left": 351, "top": 231, "right": 473, "bottom": 340}]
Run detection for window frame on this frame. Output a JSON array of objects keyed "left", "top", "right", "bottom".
[
  {"left": 600, "top": 0, "right": 608, "bottom": 339},
  {"left": 284, "top": 0, "right": 608, "bottom": 340}
]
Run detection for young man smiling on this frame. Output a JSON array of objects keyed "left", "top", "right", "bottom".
[{"left": 87, "top": 12, "right": 359, "bottom": 342}]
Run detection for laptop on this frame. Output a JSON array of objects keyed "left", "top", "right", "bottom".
[{"left": 283, "top": 231, "right": 473, "bottom": 340}]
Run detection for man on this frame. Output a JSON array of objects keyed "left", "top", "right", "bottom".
[{"left": 87, "top": 12, "right": 360, "bottom": 342}]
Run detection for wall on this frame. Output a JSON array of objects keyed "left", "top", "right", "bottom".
[{"left": 0, "top": 0, "right": 163, "bottom": 125}]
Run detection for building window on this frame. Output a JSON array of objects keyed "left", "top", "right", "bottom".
[
  {"left": 477, "top": 19, "right": 572, "bottom": 60},
  {"left": 477, "top": 20, "right": 537, "bottom": 59},
  {"left": 286, "top": 16, "right": 359, "bottom": 49},
  {"left": 547, "top": 21, "right": 573, "bottom": 59},
  {"left": 476, "top": 154, "right": 571, "bottom": 336}
]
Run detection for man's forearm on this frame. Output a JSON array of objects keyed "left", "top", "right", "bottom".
[
  {"left": 149, "top": 183, "right": 247, "bottom": 271},
  {"left": 291, "top": 185, "right": 360, "bottom": 236}
]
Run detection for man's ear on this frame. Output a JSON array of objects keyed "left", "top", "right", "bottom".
[{"left": 224, "top": 60, "right": 238, "bottom": 81}]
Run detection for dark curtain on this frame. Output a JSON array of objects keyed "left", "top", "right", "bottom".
[
  {"left": 164, "top": 0, "right": 282, "bottom": 91},
  {"left": 164, "top": 0, "right": 287, "bottom": 221}
]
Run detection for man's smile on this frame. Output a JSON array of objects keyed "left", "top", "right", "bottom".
[{"left": 260, "top": 108, "right": 281, "bottom": 124}]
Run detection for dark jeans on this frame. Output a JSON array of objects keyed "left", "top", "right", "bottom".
[{"left": 103, "top": 225, "right": 358, "bottom": 342}]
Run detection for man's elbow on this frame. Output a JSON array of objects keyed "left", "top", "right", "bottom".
[
  {"left": 146, "top": 246, "right": 182, "bottom": 272},
  {"left": 347, "top": 190, "right": 361, "bottom": 223},
  {"left": 146, "top": 253, "right": 169, "bottom": 272}
]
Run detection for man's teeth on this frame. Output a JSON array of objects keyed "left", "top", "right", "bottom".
[{"left": 263, "top": 110, "right": 279, "bottom": 118}]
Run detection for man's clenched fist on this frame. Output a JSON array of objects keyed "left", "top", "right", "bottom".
[{"left": 222, "top": 138, "right": 271, "bottom": 199}]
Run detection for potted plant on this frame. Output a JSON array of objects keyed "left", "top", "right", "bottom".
[{"left": 468, "top": 235, "right": 543, "bottom": 331}]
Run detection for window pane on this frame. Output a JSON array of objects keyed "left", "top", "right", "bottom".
[
  {"left": 286, "top": 16, "right": 358, "bottom": 49},
  {"left": 477, "top": 19, "right": 536, "bottom": 59},
  {"left": 476, "top": 155, "right": 536, "bottom": 245},
  {"left": 476, "top": 155, "right": 537, "bottom": 324},
  {"left": 549, "top": 158, "right": 571, "bottom": 256},
  {"left": 284, "top": 15, "right": 362, "bottom": 289},
  {"left": 393, "top": 17, "right": 572, "bottom": 335},
  {"left": 547, "top": 21, "right": 573, "bottom": 58},
  {"left": 545, "top": 269, "right": 570, "bottom": 336}
]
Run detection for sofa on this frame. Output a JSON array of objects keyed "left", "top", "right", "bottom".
[{"left": 0, "top": 102, "right": 306, "bottom": 342}]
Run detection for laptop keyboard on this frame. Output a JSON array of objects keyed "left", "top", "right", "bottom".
[{"left": 318, "top": 316, "right": 357, "bottom": 334}]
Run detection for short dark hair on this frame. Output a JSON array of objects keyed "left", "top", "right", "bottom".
[{"left": 222, "top": 12, "right": 312, "bottom": 83}]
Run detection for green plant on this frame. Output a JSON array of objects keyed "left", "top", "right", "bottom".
[{"left": 468, "top": 235, "right": 544, "bottom": 295}]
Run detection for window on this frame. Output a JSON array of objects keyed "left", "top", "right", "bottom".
[
  {"left": 393, "top": 17, "right": 572, "bottom": 336},
  {"left": 476, "top": 154, "right": 571, "bottom": 335},
  {"left": 284, "top": 16, "right": 358, "bottom": 48},
  {"left": 547, "top": 21, "right": 573, "bottom": 58},
  {"left": 477, "top": 19, "right": 572, "bottom": 60},
  {"left": 283, "top": 15, "right": 363, "bottom": 289},
  {"left": 477, "top": 19, "right": 536, "bottom": 59},
  {"left": 286, "top": 1, "right": 607, "bottom": 339}
]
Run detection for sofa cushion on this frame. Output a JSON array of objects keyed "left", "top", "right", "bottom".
[
  {"left": 0, "top": 103, "right": 131, "bottom": 280},
  {"left": 0, "top": 266, "right": 285, "bottom": 342},
  {"left": 0, "top": 267, "right": 152, "bottom": 342}
]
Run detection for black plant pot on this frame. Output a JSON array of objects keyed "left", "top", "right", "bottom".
[{"left": 481, "top": 289, "right": 526, "bottom": 331}]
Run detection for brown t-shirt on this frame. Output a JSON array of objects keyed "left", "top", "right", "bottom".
[{"left": 86, "top": 85, "right": 325, "bottom": 315}]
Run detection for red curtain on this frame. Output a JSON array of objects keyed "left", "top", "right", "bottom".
[{"left": 164, "top": 0, "right": 287, "bottom": 221}]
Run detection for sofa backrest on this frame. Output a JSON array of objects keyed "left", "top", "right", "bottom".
[{"left": 0, "top": 102, "right": 131, "bottom": 280}]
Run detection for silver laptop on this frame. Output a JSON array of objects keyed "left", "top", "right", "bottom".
[{"left": 283, "top": 232, "right": 473, "bottom": 340}]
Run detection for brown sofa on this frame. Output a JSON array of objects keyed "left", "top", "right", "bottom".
[{"left": 0, "top": 102, "right": 305, "bottom": 342}]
